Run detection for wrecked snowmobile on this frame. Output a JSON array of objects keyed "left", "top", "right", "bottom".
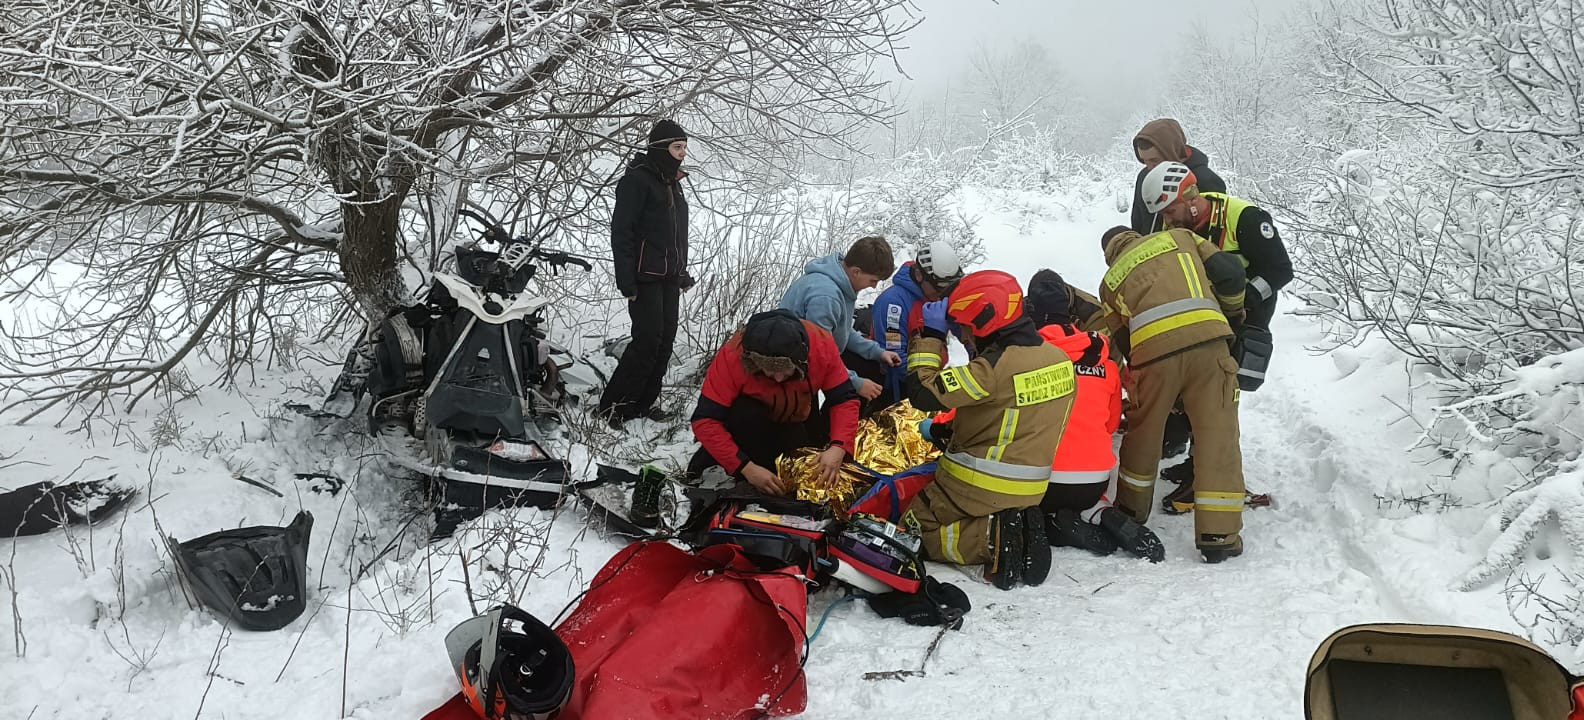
[{"left": 323, "top": 209, "right": 602, "bottom": 536}]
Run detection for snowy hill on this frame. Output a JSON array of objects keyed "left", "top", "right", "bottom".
[{"left": 0, "top": 178, "right": 1537, "bottom": 720}]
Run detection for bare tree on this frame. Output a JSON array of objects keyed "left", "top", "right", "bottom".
[{"left": 0, "top": 0, "right": 913, "bottom": 419}]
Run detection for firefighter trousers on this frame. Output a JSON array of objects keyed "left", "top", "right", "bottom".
[
  {"left": 1116, "top": 341, "right": 1244, "bottom": 538},
  {"left": 906, "top": 466, "right": 1041, "bottom": 566}
]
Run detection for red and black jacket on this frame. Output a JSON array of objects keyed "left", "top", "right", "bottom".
[{"left": 690, "top": 320, "right": 859, "bottom": 475}]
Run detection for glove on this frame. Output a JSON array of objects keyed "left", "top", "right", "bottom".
[
  {"left": 679, "top": 272, "right": 696, "bottom": 291},
  {"left": 919, "top": 418, "right": 935, "bottom": 442},
  {"left": 921, "top": 417, "right": 953, "bottom": 452},
  {"left": 920, "top": 299, "right": 949, "bottom": 334}
]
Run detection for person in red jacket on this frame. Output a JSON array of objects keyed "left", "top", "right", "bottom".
[
  {"left": 687, "top": 309, "right": 858, "bottom": 496},
  {"left": 926, "top": 271, "right": 1164, "bottom": 562}
]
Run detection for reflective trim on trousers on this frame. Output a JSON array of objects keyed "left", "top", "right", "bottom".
[
  {"left": 1194, "top": 491, "right": 1244, "bottom": 511},
  {"left": 939, "top": 522, "right": 966, "bottom": 563},
  {"left": 1119, "top": 470, "right": 1155, "bottom": 489}
]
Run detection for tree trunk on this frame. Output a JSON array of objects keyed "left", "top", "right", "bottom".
[{"left": 339, "top": 194, "right": 406, "bottom": 322}]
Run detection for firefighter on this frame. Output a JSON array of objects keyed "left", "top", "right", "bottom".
[
  {"left": 902, "top": 270, "right": 1076, "bottom": 589},
  {"left": 1098, "top": 225, "right": 1248, "bottom": 563},
  {"left": 1141, "top": 162, "right": 1294, "bottom": 510}
]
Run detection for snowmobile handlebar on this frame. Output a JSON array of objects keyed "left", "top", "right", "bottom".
[{"left": 457, "top": 209, "right": 591, "bottom": 272}]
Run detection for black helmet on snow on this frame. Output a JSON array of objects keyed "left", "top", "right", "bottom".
[
  {"left": 445, "top": 604, "right": 575, "bottom": 720},
  {"left": 167, "top": 511, "right": 313, "bottom": 631}
]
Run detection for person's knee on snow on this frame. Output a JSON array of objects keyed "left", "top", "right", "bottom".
[
  {"left": 688, "top": 309, "right": 859, "bottom": 498},
  {"left": 899, "top": 270, "right": 1074, "bottom": 589}
]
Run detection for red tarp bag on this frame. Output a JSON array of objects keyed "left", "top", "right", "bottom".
[{"left": 553, "top": 541, "right": 808, "bottom": 720}]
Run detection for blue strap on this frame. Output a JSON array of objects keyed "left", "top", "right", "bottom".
[{"left": 807, "top": 590, "right": 862, "bottom": 648}]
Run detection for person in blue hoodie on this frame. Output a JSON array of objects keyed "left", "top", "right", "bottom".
[
  {"left": 778, "top": 236, "right": 900, "bottom": 419},
  {"left": 870, "top": 239, "right": 965, "bottom": 409}
]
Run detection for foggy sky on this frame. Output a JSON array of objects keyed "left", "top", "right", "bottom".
[{"left": 888, "top": 0, "right": 1312, "bottom": 122}]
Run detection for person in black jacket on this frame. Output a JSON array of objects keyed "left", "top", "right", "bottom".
[
  {"left": 599, "top": 119, "right": 696, "bottom": 428},
  {"left": 1129, "top": 118, "right": 1226, "bottom": 235}
]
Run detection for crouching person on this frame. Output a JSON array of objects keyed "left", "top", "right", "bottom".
[
  {"left": 687, "top": 309, "right": 858, "bottom": 496},
  {"left": 902, "top": 271, "right": 1074, "bottom": 590},
  {"left": 1023, "top": 272, "right": 1164, "bottom": 562}
]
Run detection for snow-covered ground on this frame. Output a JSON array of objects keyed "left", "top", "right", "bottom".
[{"left": 0, "top": 181, "right": 1531, "bottom": 719}]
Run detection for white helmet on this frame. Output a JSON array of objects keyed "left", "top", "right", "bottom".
[
  {"left": 916, "top": 240, "right": 963, "bottom": 284},
  {"left": 1141, "top": 161, "right": 1198, "bottom": 214}
]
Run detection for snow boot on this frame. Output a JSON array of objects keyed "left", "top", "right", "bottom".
[
  {"left": 1161, "top": 464, "right": 1196, "bottom": 515},
  {"left": 629, "top": 465, "right": 666, "bottom": 529},
  {"left": 1098, "top": 507, "right": 1165, "bottom": 563},
  {"left": 984, "top": 510, "right": 1025, "bottom": 591},
  {"left": 1047, "top": 508, "right": 1119, "bottom": 556},
  {"left": 1198, "top": 533, "right": 1244, "bottom": 564},
  {"left": 1021, "top": 507, "right": 1051, "bottom": 586}
]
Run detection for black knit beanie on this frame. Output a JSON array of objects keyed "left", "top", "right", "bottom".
[
  {"left": 1025, "top": 269, "right": 1071, "bottom": 327},
  {"left": 648, "top": 119, "right": 688, "bottom": 147},
  {"left": 645, "top": 119, "right": 687, "bottom": 178}
]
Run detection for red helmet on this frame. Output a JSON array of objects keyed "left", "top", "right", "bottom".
[{"left": 947, "top": 270, "right": 1024, "bottom": 337}]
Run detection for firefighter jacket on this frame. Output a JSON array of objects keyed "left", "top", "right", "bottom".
[
  {"left": 1100, "top": 228, "right": 1246, "bottom": 367},
  {"left": 933, "top": 323, "right": 1119, "bottom": 483},
  {"left": 904, "top": 318, "right": 1075, "bottom": 499},
  {"left": 1068, "top": 284, "right": 1110, "bottom": 336},
  {"left": 691, "top": 320, "right": 859, "bottom": 476},
  {"left": 1198, "top": 192, "right": 1293, "bottom": 329}
]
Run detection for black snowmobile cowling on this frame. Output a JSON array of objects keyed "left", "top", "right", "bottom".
[
  {"left": 167, "top": 511, "right": 313, "bottom": 631},
  {"left": 1, "top": 477, "right": 135, "bottom": 538}
]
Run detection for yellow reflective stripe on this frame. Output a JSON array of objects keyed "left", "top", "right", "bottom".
[
  {"left": 1195, "top": 491, "right": 1244, "bottom": 511},
  {"left": 942, "top": 367, "right": 988, "bottom": 400},
  {"left": 986, "top": 409, "right": 1020, "bottom": 462},
  {"left": 1103, "top": 232, "right": 1178, "bottom": 290},
  {"left": 908, "top": 351, "right": 942, "bottom": 370},
  {"left": 1177, "top": 253, "right": 1204, "bottom": 298},
  {"left": 940, "top": 522, "right": 965, "bottom": 563},
  {"left": 1119, "top": 470, "right": 1154, "bottom": 488},
  {"left": 940, "top": 455, "right": 1048, "bottom": 497},
  {"left": 1131, "top": 308, "right": 1229, "bottom": 347}
]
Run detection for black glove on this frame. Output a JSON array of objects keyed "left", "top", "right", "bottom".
[
  {"left": 679, "top": 272, "right": 697, "bottom": 291},
  {"left": 865, "top": 576, "right": 970, "bottom": 629}
]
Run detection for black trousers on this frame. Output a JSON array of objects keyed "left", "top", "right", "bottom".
[
  {"left": 687, "top": 396, "right": 823, "bottom": 478},
  {"left": 600, "top": 280, "right": 680, "bottom": 418}
]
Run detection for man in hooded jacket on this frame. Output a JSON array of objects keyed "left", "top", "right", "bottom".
[
  {"left": 779, "top": 236, "right": 901, "bottom": 421},
  {"left": 1130, "top": 118, "right": 1226, "bottom": 235},
  {"left": 601, "top": 119, "right": 696, "bottom": 428}
]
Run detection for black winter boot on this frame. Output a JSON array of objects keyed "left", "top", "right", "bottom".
[
  {"left": 1020, "top": 507, "right": 1051, "bottom": 586},
  {"left": 629, "top": 465, "right": 666, "bottom": 529},
  {"left": 1098, "top": 507, "right": 1165, "bottom": 563},
  {"left": 1047, "top": 508, "right": 1119, "bottom": 556},
  {"left": 1161, "top": 463, "right": 1196, "bottom": 515},
  {"left": 1198, "top": 533, "right": 1244, "bottom": 564},
  {"left": 985, "top": 510, "right": 1025, "bottom": 591}
]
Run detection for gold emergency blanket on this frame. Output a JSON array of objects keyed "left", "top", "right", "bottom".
[{"left": 778, "top": 401, "right": 941, "bottom": 513}]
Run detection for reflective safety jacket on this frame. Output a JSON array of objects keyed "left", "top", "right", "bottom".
[
  {"left": 1100, "top": 228, "right": 1246, "bottom": 367},
  {"left": 1198, "top": 192, "right": 1293, "bottom": 326},
  {"left": 1040, "top": 324, "right": 1120, "bottom": 480},
  {"left": 904, "top": 319, "right": 1075, "bottom": 498}
]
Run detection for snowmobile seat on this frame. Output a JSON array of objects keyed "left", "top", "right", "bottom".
[{"left": 1305, "top": 623, "right": 1577, "bottom": 720}]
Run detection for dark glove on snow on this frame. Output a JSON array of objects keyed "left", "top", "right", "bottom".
[{"left": 866, "top": 576, "right": 970, "bottom": 629}]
